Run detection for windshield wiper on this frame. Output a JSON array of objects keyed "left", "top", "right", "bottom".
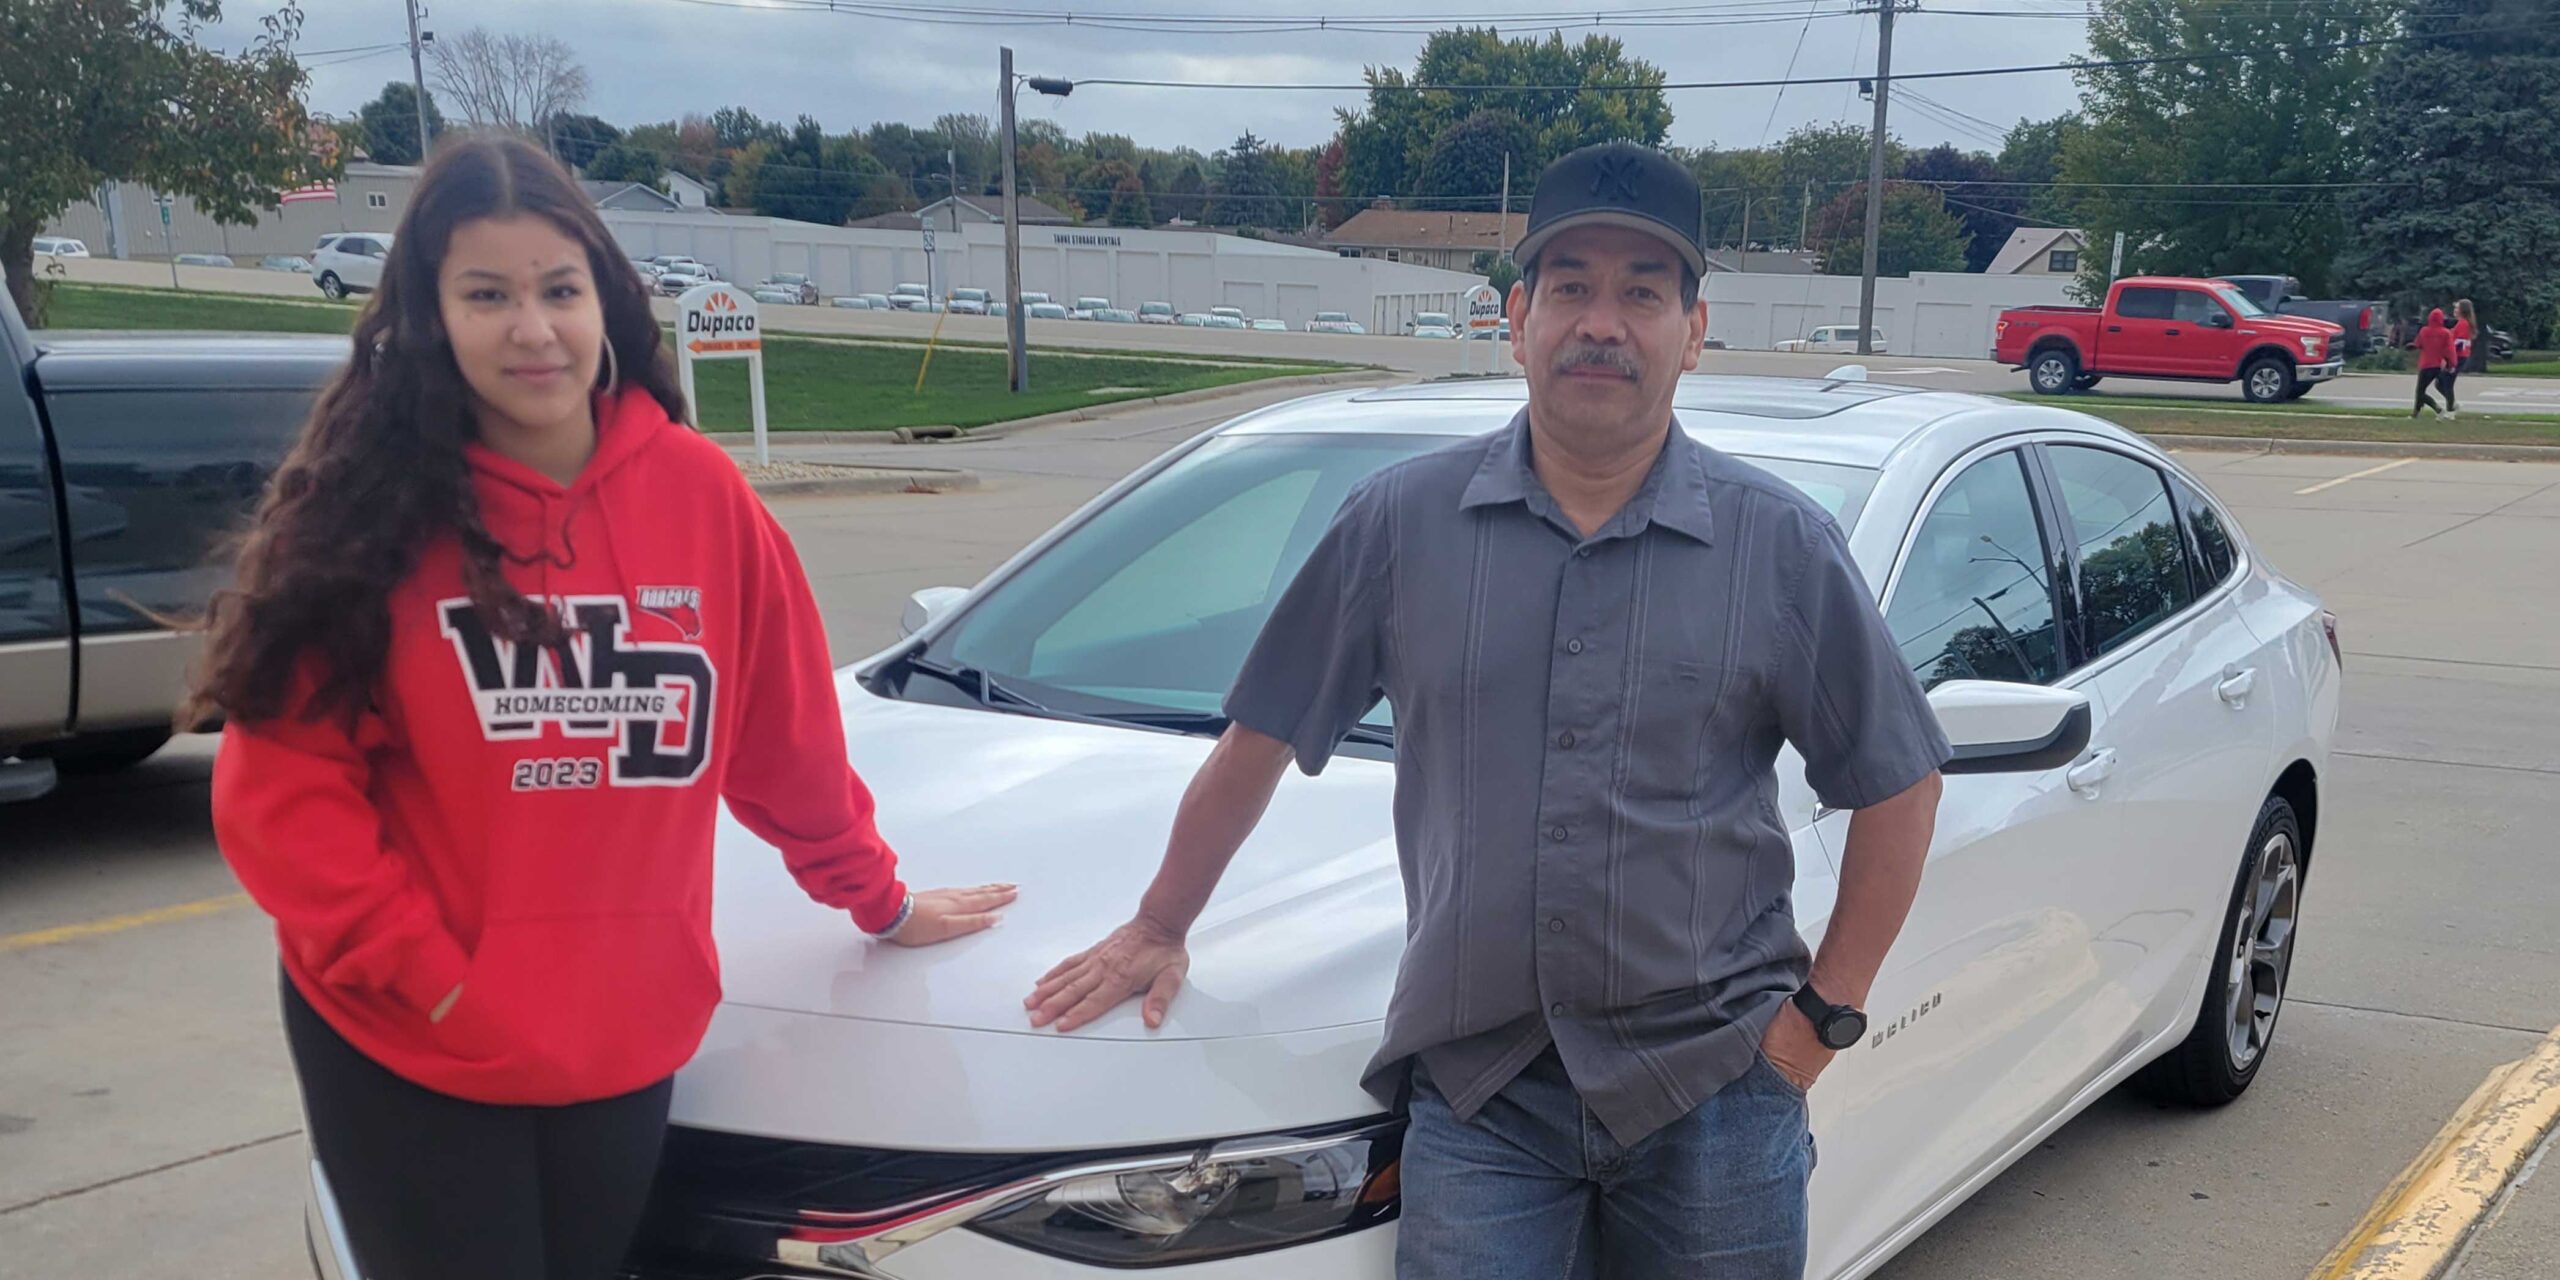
[
  {"left": 898, "top": 651, "right": 1051, "bottom": 713},
  {"left": 1097, "top": 709, "right": 1395, "bottom": 747},
  {"left": 897, "top": 654, "right": 1393, "bottom": 746}
]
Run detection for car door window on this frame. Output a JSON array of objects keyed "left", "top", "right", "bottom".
[
  {"left": 2171, "top": 290, "right": 2225, "bottom": 326},
  {"left": 2174, "top": 477, "right": 2239, "bottom": 588},
  {"left": 2114, "top": 288, "right": 2175, "bottom": 321},
  {"left": 2049, "top": 446, "right": 2195, "bottom": 657},
  {"left": 1885, "top": 451, "right": 2064, "bottom": 689}
]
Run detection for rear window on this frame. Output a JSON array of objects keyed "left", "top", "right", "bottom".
[{"left": 2115, "top": 287, "right": 2175, "bottom": 320}]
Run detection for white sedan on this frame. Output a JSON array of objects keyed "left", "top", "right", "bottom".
[
  {"left": 1778, "top": 325, "right": 1889, "bottom": 354},
  {"left": 308, "top": 376, "right": 2339, "bottom": 1280}
]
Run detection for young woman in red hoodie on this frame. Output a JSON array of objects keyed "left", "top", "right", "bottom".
[
  {"left": 191, "top": 135, "right": 1014, "bottom": 1280},
  {"left": 2414, "top": 307, "right": 2456, "bottom": 419}
]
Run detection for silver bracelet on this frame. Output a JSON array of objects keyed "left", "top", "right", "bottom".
[{"left": 870, "top": 891, "right": 917, "bottom": 939}]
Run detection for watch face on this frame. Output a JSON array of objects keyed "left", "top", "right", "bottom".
[{"left": 1823, "top": 1010, "right": 1869, "bottom": 1051}]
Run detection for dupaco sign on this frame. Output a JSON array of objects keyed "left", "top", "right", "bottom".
[
  {"left": 1460, "top": 282, "right": 1506, "bottom": 374},
  {"left": 676, "top": 283, "right": 771, "bottom": 464}
]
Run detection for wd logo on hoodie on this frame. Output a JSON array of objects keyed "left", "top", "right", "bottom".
[{"left": 438, "top": 593, "right": 717, "bottom": 786}]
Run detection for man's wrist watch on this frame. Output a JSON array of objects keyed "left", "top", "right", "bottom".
[
  {"left": 1793, "top": 983, "right": 1868, "bottom": 1051},
  {"left": 868, "top": 891, "right": 917, "bottom": 940}
]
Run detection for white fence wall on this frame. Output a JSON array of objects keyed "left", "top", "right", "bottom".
[
  {"left": 1705, "top": 272, "right": 2079, "bottom": 359},
  {"left": 600, "top": 210, "right": 1482, "bottom": 323}
]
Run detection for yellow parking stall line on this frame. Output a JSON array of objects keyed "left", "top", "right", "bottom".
[
  {"left": 2308, "top": 1024, "right": 2560, "bottom": 1280},
  {"left": 0, "top": 892, "right": 252, "bottom": 953},
  {"left": 2297, "top": 457, "right": 2419, "bottom": 495}
]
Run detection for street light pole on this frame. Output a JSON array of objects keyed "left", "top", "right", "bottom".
[
  {"left": 1856, "top": 0, "right": 1904, "bottom": 357},
  {"left": 1001, "top": 47, "right": 1027, "bottom": 393},
  {"left": 405, "top": 0, "right": 433, "bottom": 162}
]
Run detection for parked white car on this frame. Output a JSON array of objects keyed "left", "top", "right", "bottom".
[
  {"left": 1406, "top": 311, "right": 1457, "bottom": 336},
  {"left": 1138, "top": 301, "right": 1177, "bottom": 325},
  {"left": 295, "top": 372, "right": 2349, "bottom": 1280},
  {"left": 889, "top": 285, "right": 932, "bottom": 311},
  {"left": 655, "top": 265, "right": 714, "bottom": 297},
  {"left": 1070, "top": 296, "right": 1114, "bottom": 320},
  {"left": 1025, "top": 302, "right": 1072, "bottom": 321},
  {"left": 948, "top": 288, "right": 991, "bottom": 316},
  {"left": 32, "top": 236, "right": 90, "bottom": 258},
  {"left": 310, "top": 232, "right": 393, "bottom": 299},
  {"left": 172, "top": 253, "right": 234, "bottom": 268},
  {"left": 1307, "top": 311, "right": 1366, "bottom": 334},
  {"left": 1778, "top": 326, "right": 1889, "bottom": 355}
]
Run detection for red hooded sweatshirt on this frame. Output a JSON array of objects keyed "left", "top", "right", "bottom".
[
  {"left": 2418, "top": 309, "right": 2454, "bottom": 371},
  {"left": 215, "top": 387, "right": 907, "bottom": 1106}
]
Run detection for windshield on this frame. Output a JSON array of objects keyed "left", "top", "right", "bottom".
[
  {"left": 2213, "top": 285, "right": 2267, "bottom": 318},
  {"left": 911, "top": 433, "right": 1879, "bottom": 731}
]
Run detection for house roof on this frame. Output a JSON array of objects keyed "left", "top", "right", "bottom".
[
  {"left": 925, "top": 194, "right": 1077, "bottom": 225},
  {"left": 1985, "top": 227, "right": 2087, "bottom": 274},
  {"left": 1326, "top": 208, "right": 1526, "bottom": 252},
  {"left": 578, "top": 180, "right": 679, "bottom": 212}
]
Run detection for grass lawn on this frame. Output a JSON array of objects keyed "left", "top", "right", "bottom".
[
  {"left": 38, "top": 284, "right": 1334, "bottom": 431},
  {"left": 2010, "top": 395, "right": 2560, "bottom": 449}
]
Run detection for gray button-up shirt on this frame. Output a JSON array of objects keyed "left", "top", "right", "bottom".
[{"left": 1224, "top": 410, "right": 1950, "bottom": 1146}]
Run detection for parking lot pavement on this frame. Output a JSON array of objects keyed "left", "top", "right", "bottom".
[{"left": 4, "top": 421, "right": 2557, "bottom": 1278}]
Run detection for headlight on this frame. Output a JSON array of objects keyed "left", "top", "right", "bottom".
[
  {"left": 969, "top": 1119, "right": 1403, "bottom": 1266},
  {"left": 2301, "top": 335, "right": 2324, "bottom": 357}
]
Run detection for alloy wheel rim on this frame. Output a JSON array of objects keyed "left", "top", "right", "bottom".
[{"left": 2225, "top": 830, "right": 2299, "bottom": 1072}]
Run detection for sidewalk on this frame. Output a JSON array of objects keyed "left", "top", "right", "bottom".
[{"left": 2450, "top": 1134, "right": 2560, "bottom": 1279}]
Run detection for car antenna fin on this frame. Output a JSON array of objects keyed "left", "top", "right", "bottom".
[{"left": 1825, "top": 364, "right": 1870, "bottom": 382}]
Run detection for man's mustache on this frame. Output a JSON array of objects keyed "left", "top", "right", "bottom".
[{"left": 1552, "top": 342, "right": 1641, "bottom": 379}]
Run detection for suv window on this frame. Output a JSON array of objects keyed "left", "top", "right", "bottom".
[
  {"left": 1885, "top": 451, "right": 2064, "bottom": 689},
  {"left": 2175, "top": 477, "right": 2239, "bottom": 588},
  {"left": 2171, "top": 289, "right": 2226, "bottom": 326},
  {"left": 2115, "top": 287, "right": 2175, "bottom": 321},
  {"left": 2049, "top": 446, "right": 2195, "bottom": 657}
]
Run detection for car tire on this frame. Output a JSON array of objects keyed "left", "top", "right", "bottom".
[
  {"left": 2071, "top": 373, "right": 2105, "bottom": 392},
  {"left": 318, "top": 272, "right": 346, "bottom": 300},
  {"left": 2131, "top": 795, "right": 2303, "bottom": 1108},
  {"left": 2279, "top": 383, "right": 2313, "bottom": 402},
  {"left": 30, "top": 727, "right": 174, "bottom": 776},
  {"left": 2242, "top": 357, "right": 2296, "bottom": 404},
  {"left": 2029, "top": 348, "right": 2080, "bottom": 395}
]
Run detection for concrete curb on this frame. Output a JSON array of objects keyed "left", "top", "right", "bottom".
[
  {"left": 2308, "top": 1027, "right": 2560, "bottom": 1280},
  {"left": 739, "top": 465, "right": 980, "bottom": 500},
  {"left": 2143, "top": 433, "right": 2560, "bottom": 464}
]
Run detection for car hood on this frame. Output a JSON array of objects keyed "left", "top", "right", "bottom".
[
  {"left": 2247, "top": 313, "right": 2345, "bottom": 338},
  {"left": 710, "top": 677, "right": 1406, "bottom": 1042}
]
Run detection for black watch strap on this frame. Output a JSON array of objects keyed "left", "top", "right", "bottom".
[{"left": 1793, "top": 983, "right": 1867, "bottom": 1050}]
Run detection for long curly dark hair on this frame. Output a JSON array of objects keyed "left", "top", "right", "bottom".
[{"left": 184, "top": 134, "right": 688, "bottom": 729}]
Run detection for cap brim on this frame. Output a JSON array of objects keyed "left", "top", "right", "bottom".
[{"left": 1512, "top": 209, "right": 1707, "bottom": 277}]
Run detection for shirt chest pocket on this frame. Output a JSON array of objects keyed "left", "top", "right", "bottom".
[{"left": 1621, "top": 656, "right": 1750, "bottom": 811}]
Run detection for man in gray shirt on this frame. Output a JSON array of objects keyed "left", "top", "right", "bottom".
[{"left": 1028, "top": 142, "right": 1949, "bottom": 1278}]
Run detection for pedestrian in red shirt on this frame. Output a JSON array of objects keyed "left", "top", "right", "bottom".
[
  {"left": 192, "top": 136, "right": 1013, "bottom": 1280},
  {"left": 2414, "top": 307, "right": 2456, "bottom": 419},
  {"left": 2448, "top": 298, "right": 2477, "bottom": 409}
]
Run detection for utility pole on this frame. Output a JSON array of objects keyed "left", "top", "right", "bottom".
[
  {"left": 1856, "top": 0, "right": 1905, "bottom": 357},
  {"left": 405, "top": 0, "right": 433, "bottom": 164},
  {"left": 1739, "top": 195, "right": 1751, "bottom": 275},
  {"left": 1000, "top": 47, "right": 1027, "bottom": 392},
  {"left": 1799, "top": 180, "right": 1813, "bottom": 254}
]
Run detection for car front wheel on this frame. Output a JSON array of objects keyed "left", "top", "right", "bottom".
[
  {"left": 318, "top": 272, "right": 346, "bottom": 299},
  {"left": 2242, "top": 357, "right": 2296, "bottom": 404},
  {"left": 2132, "top": 794, "right": 2303, "bottom": 1106}
]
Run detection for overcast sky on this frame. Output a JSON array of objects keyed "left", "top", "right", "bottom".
[{"left": 228, "top": 0, "right": 2089, "bottom": 158}]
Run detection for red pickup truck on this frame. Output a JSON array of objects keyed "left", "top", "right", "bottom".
[{"left": 1994, "top": 276, "right": 2347, "bottom": 403}]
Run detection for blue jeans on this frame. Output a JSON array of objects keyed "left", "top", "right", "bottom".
[{"left": 1396, "top": 1047, "right": 1813, "bottom": 1280}]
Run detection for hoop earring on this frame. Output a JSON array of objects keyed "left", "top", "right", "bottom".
[{"left": 597, "top": 340, "right": 620, "bottom": 396}]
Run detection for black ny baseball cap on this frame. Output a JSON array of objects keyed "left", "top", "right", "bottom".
[{"left": 1514, "top": 142, "right": 1707, "bottom": 277}]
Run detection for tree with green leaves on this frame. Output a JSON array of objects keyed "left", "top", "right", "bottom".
[
  {"left": 1313, "top": 137, "right": 1352, "bottom": 230},
  {"left": 1810, "top": 183, "right": 1968, "bottom": 277},
  {"left": 2062, "top": 0, "right": 2394, "bottom": 297},
  {"left": 1997, "top": 113, "right": 2084, "bottom": 226},
  {"left": 1679, "top": 145, "right": 1778, "bottom": 249},
  {"left": 355, "top": 81, "right": 444, "bottom": 166},
  {"left": 1336, "top": 28, "right": 1669, "bottom": 208},
  {"left": 1104, "top": 163, "right": 1153, "bottom": 229},
  {"left": 545, "top": 111, "right": 620, "bottom": 170},
  {"left": 583, "top": 142, "right": 662, "bottom": 188},
  {"left": 1898, "top": 144, "right": 2011, "bottom": 272},
  {"left": 1208, "top": 132, "right": 1284, "bottom": 229},
  {"left": 1419, "top": 110, "right": 1536, "bottom": 208},
  {"left": 2337, "top": 0, "right": 2560, "bottom": 347},
  {"left": 0, "top": 0, "right": 335, "bottom": 318},
  {"left": 1167, "top": 161, "right": 1209, "bottom": 223}
]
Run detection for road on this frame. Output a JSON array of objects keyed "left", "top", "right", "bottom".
[
  {"left": 5, "top": 375, "right": 2558, "bottom": 1280},
  {"left": 52, "top": 255, "right": 2560, "bottom": 415}
]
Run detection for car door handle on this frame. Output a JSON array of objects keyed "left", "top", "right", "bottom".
[
  {"left": 2107, "top": 325, "right": 2123, "bottom": 332},
  {"left": 2164, "top": 328, "right": 2182, "bottom": 336},
  {"left": 2067, "top": 749, "right": 2118, "bottom": 798},
  {"left": 2217, "top": 666, "right": 2257, "bottom": 707}
]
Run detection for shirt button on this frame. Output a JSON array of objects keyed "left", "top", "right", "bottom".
[
  {"left": 1551, "top": 1003, "right": 1568, "bottom": 1017},
  {"left": 1557, "top": 731, "right": 1576, "bottom": 749},
  {"left": 1566, "top": 638, "right": 1585, "bottom": 655},
  {"left": 1547, "top": 917, "right": 1565, "bottom": 933},
  {"left": 1576, "top": 547, "right": 1592, "bottom": 559},
  {"left": 1550, "top": 825, "right": 1569, "bottom": 842}
]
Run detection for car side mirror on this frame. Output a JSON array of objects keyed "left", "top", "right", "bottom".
[
  {"left": 2203, "top": 312, "right": 2233, "bottom": 329},
  {"left": 900, "top": 586, "right": 970, "bottom": 638},
  {"left": 1928, "top": 681, "right": 2093, "bottom": 774}
]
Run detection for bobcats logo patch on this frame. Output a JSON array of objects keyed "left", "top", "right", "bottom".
[
  {"left": 439, "top": 594, "right": 717, "bottom": 787},
  {"left": 637, "top": 585, "right": 705, "bottom": 640}
]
